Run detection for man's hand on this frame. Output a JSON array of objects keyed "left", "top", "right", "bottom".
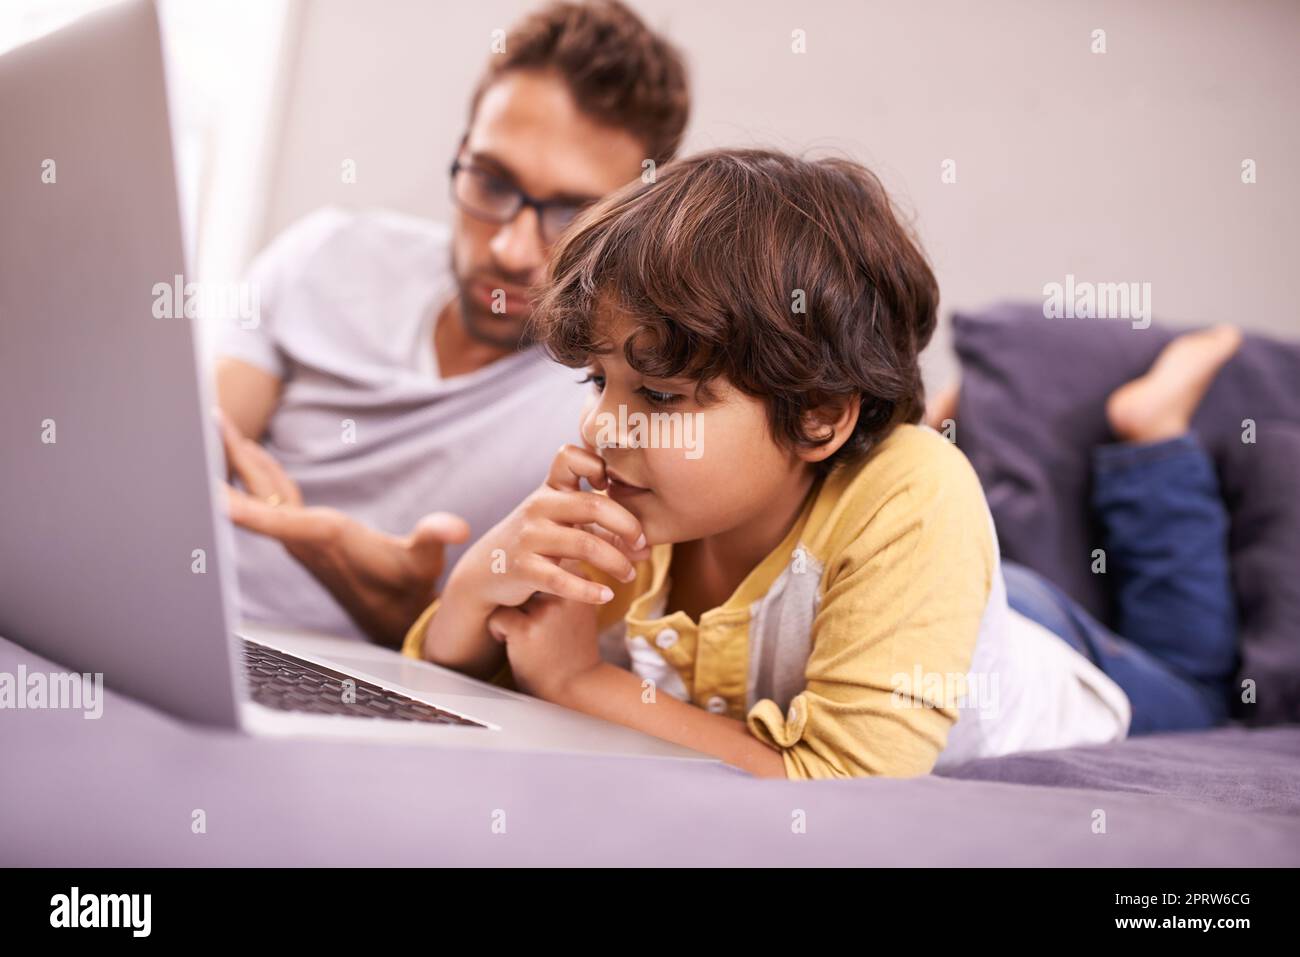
[
  {"left": 217, "top": 410, "right": 470, "bottom": 648},
  {"left": 486, "top": 590, "right": 602, "bottom": 701}
]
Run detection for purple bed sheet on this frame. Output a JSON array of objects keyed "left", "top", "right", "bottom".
[
  {"left": 3, "top": 634, "right": 1299, "bottom": 866},
  {"left": 936, "top": 724, "right": 1300, "bottom": 817}
]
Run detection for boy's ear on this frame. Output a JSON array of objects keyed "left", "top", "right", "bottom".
[{"left": 795, "top": 396, "right": 861, "bottom": 464}]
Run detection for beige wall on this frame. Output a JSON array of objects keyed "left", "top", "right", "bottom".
[{"left": 258, "top": 0, "right": 1300, "bottom": 386}]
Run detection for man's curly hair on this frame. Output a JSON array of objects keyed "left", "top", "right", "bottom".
[{"left": 469, "top": 0, "right": 690, "bottom": 165}]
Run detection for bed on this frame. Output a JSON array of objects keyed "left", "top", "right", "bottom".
[
  {"left": 2, "top": 630, "right": 1298, "bottom": 866},
  {"left": 929, "top": 303, "right": 1300, "bottom": 858},
  {"left": 3, "top": 305, "right": 1297, "bottom": 867}
]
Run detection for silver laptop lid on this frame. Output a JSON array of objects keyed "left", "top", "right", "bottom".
[{"left": 0, "top": 0, "right": 243, "bottom": 727}]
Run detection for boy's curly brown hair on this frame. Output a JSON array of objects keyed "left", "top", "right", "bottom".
[{"left": 529, "top": 148, "right": 940, "bottom": 473}]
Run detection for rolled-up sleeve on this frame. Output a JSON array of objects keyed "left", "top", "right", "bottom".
[
  {"left": 746, "top": 460, "right": 995, "bottom": 780},
  {"left": 401, "top": 598, "right": 517, "bottom": 690},
  {"left": 214, "top": 206, "right": 352, "bottom": 378},
  {"left": 401, "top": 599, "right": 441, "bottom": 660}
]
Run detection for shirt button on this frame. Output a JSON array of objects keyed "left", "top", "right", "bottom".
[
  {"left": 705, "top": 695, "right": 728, "bottom": 714},
  {"left": 655, "top": 628, "right": 679, "bottom": 649}
]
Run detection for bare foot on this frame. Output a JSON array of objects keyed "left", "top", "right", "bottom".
[
  {"left": 926, "top": 381, "right": 960, "bottom": 430},
  {"left": 1105, "top": 325, "right": 1243, "bottom": 443}
]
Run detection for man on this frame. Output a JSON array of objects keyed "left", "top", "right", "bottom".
[{"left": 215, "top": 1, "right": 690, "bottom": 647}]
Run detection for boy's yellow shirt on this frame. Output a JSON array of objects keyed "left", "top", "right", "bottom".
[{"left": 402, "top": 424, "right": 996, "bottom": 780}]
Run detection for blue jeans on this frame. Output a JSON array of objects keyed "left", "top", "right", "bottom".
[{"left": 1004, "top": 434, "right": 1238, "bottom": 735}]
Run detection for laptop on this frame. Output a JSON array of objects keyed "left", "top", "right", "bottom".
[{"left": 0, "top": 0, "right": 716, "bottom": 764}]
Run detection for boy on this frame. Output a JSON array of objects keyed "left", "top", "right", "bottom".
[{"left": 402, "top": 149, "right": 1135, "bottom": 779}]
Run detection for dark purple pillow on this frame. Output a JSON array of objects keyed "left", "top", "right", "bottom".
[
  {"left": 1220, "top": 425, "right": 1300, "bottom": 723},
  {"left": 951, "top": 302, "right": 1300, "bottom": 725}
]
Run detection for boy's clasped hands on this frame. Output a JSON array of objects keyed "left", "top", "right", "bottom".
[{"left": 432, "top": 443, "right": 651, "bottom": 701}]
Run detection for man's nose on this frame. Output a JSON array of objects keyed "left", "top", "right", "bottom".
[{"left": 489, "top": 205, "right": 546, "bottom": 278}]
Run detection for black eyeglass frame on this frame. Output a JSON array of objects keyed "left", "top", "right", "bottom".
[{"left": 448, "top": 158, "right": 591, "bottom": 242}]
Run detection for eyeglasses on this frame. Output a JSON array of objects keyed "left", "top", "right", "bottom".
[{"left": 449, "top": 159, "right": 592, "bottom": 245}]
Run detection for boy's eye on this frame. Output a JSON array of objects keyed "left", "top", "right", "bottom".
[
  {"left": 578, "top": 373, "right": 679, "bottom": 406},
  {"left": 638, "top": 387, "right": 681, "bottom": 406}
]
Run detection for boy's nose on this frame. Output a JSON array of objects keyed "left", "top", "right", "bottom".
[
  {"left": 581, "top": 394, "right": 629, "bottom": 451},
  {"left": 579, "top": 393, "right": 602, "bottom": 450}
]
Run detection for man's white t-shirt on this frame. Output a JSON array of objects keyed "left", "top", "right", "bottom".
[{"left": 217, "top": 206, "right": 588, "bottom": 640}]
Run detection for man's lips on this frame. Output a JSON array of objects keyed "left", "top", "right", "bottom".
[{"left": 474, "top": 281, "right": 531, "bottom": 314}]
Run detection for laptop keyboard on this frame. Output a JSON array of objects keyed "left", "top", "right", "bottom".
[{"left": 240, "top": 639, "right": 486, "bottom": 728}]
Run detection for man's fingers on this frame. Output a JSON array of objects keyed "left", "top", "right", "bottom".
[
  {"left": 546, "top": 443, "right": 608, "bottom": 491},
  {"left": 239, "top": 439, "right": 302, "bottom": 507},
  {"left": 410, "top": 511, "right": 471, "bottom": 547},
  {"left": 226, "top": 488, "right": 302, "bottom": 539},
  {"left": 405, "top": 512, "right": 472, "bottom": 574},
  {"left": 221, "top": 424, "right": 278, "bottom": 500},
  {"left": 216, "top": 408, "right": 302, "bottom": 507},
  {"left": 224, "top": 484, "right": 255, "bottom": 526},
  {"left": 214, "top": 406, "right": 242, "bottom": 450},
  {"left": 219, "top": 417, "right": 268, "bottom": 497},
  {"left": 225, "top": 486, "right": 336, "bottom": 544},
  {"left": 225, "top": 486, "right": 296, "bottom": 537}
]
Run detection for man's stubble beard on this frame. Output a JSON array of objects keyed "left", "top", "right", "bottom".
[{"left": 450, "top": 246, "right": 535, "bottom": 351}]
